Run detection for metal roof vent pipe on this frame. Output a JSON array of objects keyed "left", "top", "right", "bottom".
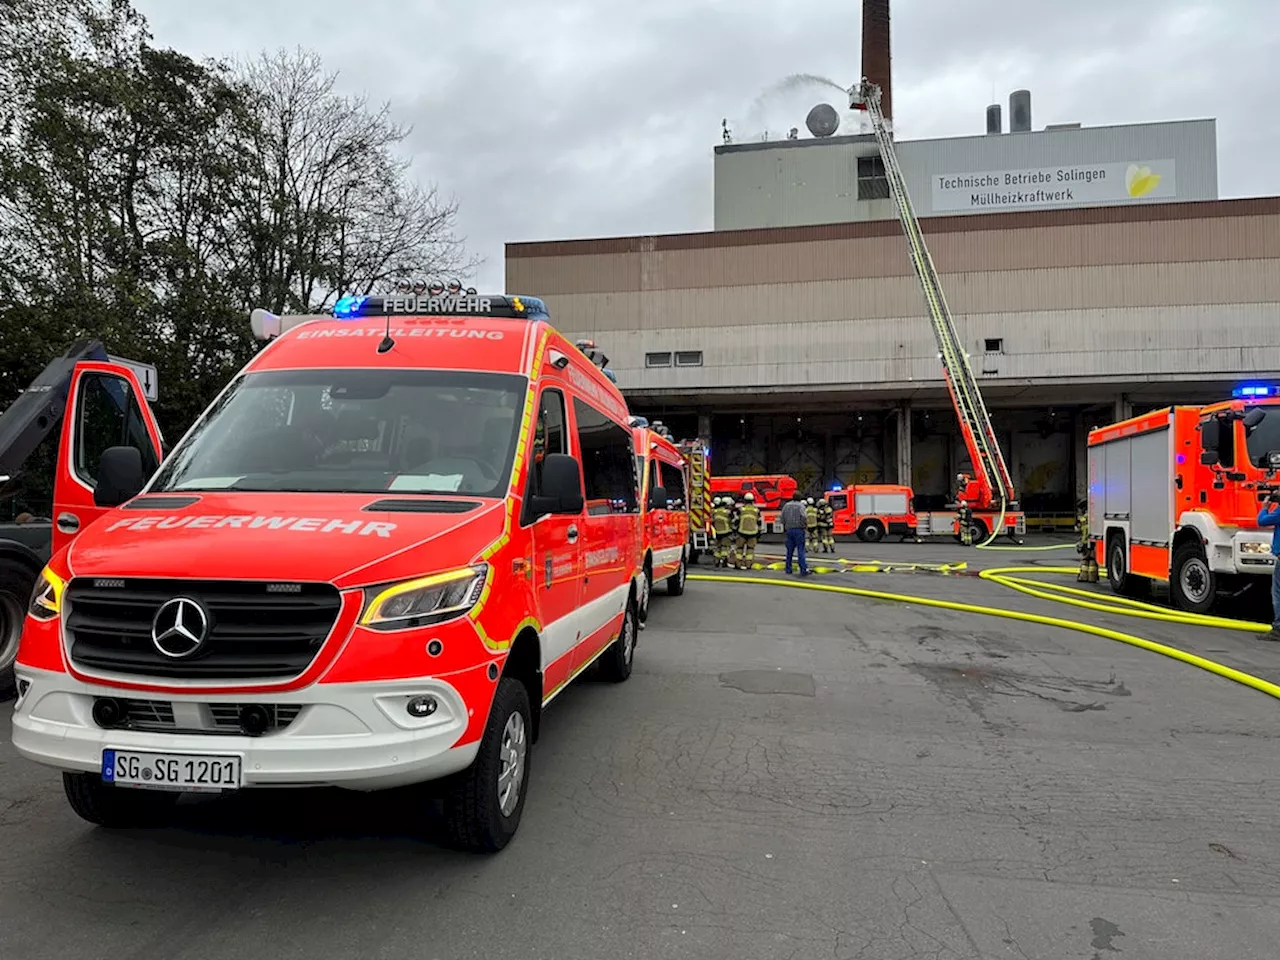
[
  {"left": 1009, "top": 89, "right": 1031, "bottom": 132},
  {"left": 985, "top": 103, "right": 1002, "bottom": 135}
]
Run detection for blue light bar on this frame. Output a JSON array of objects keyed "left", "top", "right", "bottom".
[
  {"left": 329, "top": 292, "right": 550, "bottom": 322},
  {"left": 1233, "top": 383, "right": 1276, "bottom": 399},
  {"left": 333, "top": 295, "right": 370, "bottom": 319}
]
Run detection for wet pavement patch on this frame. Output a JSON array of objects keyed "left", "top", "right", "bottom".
[
  {"left": 1090, "top": 917, "right": 1125, "bottom": 955},
  {"left": 719, "top": 670, "right": 816, "bottom": 697}
]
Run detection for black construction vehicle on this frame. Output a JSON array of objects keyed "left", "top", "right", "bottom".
[{"left": 0, "top": 341, "right": 159, "bottom": 698}]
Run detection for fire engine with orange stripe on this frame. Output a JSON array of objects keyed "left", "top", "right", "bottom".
[
  {"left": 624, "top": 415, "right": 711, "bottom": 624},
  {"left": 12, "top": 283, "right": 645, "bottom": 852},
  {"left": 1087, "top": 385, "right": 1280, "bottom": 613}
]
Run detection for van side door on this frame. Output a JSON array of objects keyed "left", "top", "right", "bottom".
[
  {"left": 571, "top": 398, "right": 640, "bottom": 672},
  {"left": 521, "top": 386, "right": 584, "bottom": 698},
  {"left": 52, "top": 362, "right": 164, "bottom": 555}
]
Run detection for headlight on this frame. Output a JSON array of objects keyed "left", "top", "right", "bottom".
[
  {"left": 360, "top": 565, "right": 489, "bottom": 631},
  {"left": 1240, "top": 541, "right": 1271, "bottom": 554},
  {"left": 28, "top": 567, "right": 65, "bottom": 621}
]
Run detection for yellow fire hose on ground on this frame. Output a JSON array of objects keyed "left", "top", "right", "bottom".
[{"left": 686, "top": 566, "right": 1280, "bottom": 702}]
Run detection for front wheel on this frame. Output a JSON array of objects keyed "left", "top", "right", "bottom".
[
  {"left": 666, "top": 554, "right": 687, "bottom": 596},
  {"left": 0, "top": 557, "right": 37, "bottom": 700},
  {"left": 444, "top": 677, "right": 532, "bottom": 853},
  {"left": 857, "top": 521, "right": 884, "bottom": 543},
  {"left": 1171, "top": 542, "right": 1216, "bottom": 614},
  {"left": 638, "top": 565, "right": 652, "bottom": 624},
  {"left": 63, "top": 773, "right": 180, "bottom": 828}
]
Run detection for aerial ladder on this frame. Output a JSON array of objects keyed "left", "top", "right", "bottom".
[{"left": 850, "top": 79, "right": 1024, "bottom": 543}]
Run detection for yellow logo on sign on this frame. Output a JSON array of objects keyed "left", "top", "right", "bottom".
[{"left": 1125, "top": 164, "right": 1162, "bottom": 198}]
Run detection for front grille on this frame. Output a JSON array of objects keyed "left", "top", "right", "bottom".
[
  {"left": 66, "top": 579, "right": 342, "bottom": 680},
  {"left": 113, "top": 698, "right": 302, "bottom": 735}
]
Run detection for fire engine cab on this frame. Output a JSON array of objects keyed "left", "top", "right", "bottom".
[
  {"left": 824, "top": 483, "right": 918, "bottom": 542},
  {"left": 12, "top": 284, "right": 644, "bottom": 852},
  {"left": 1088, "top": 387, "right": 1280, "bottom": 613}
]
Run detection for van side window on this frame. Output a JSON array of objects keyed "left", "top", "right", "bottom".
[
  {"left": 659, "top": 460, "right": 686, "bottom": 507},
  {"left": 75, "top": 373, "right": 158, "bottom": 486},
  {"left": 529, "top": 389, "right": 567, "bottom": 498},
  {"left": 573, "top": 398, "right": 639, "bottom": 516},
  {"left": 830, "top": 494, "right": 848, "bottom": 511}
]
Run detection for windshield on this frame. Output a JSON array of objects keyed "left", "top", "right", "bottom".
[
  {"left": 1245, "top": 408, "right": 1280, "bottom": 468},
  {"left": 150, "top": 369, "right": 526, "bottom": 497}
]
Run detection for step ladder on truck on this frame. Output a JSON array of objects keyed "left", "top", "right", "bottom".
[
  {"left": 1088, "top": 388, "right": 1280, "bottom": 614},
  {"left": 671, "top": 432, "right": 713, "bottom": 562},
  {"left": 850, "top": 79, "right": 1025, "bottom": 544}
]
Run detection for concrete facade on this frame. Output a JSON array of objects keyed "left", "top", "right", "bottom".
[
  {"left": 714, "top": 119, "right": 1218, "bottom": 230},
  {"left": 504, "top": 197, "right": 1280, "bottom": 507}
]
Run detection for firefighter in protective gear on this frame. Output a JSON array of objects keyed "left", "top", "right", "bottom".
[
  {"left": 957, "top": 499, "right": 974, "bottom": 547},
  {"left": 711, "top": 497, "right": 734, "bottom": 567},
  {"left": 817, "top": 498, "right": 835, "bottom": 552},
  {"left": 805, "top": 497, "right": 819, "bottom": 551},
  {"left": 1076, "top": 498, "right": 1099, "bottom": 583},
  {"left": 733, "top": 493, "right": 762, "bottom": 570}
]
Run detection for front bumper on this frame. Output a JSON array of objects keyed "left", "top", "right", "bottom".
[{"left": 10, "top": 666, "right": 481, "bottom": 791}]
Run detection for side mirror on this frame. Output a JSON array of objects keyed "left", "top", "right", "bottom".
[
  {"left": 530, "top": 453, "right": 583, "bottom": 516},
  {"left": 649, "top": 485, "right": 669, "bottom": 511},
  {"left": 94, "top": 446, "right": 146, "bottom": 507},
  {"left": 1244, "top": 408, "right": 1267, "bottom": 430},
  {"left": 1200, "top": 417, "right": 1221, "bottom": 451}
]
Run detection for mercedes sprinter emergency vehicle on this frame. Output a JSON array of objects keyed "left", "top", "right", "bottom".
[
  {"left": 11, "top": 287, "right": 644, "bottom": 852},
  {"left": 631, "top": 418, "right": 690, "bottom": 623}
]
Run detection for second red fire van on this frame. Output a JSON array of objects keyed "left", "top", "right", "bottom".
[
  {"left": 12, "top": 287, "right": 644, "bottom": 852},
  {"left": 631, "top": 421, "right": 691, "bottom": 623}
]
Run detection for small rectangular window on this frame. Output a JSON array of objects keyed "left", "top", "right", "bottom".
[
  {"left": 857, "top": 156, "right": 889, "bottom": 201},
  {"left": 674, "top": 351, "right": 703, "bottom": 367},
  {"left": 984, "top": 338, "right": 1004, "bottom": 353},
  {"left": 645, "top": 352, "right": 672, "bottom": 368}
]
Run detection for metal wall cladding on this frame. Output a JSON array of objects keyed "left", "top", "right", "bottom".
[
  {"left": 711, "top": 119, "right": 1218, "bottom": 230},
  {"left": 560, "top": 300, "right": 1280, "bottom": 392},
  {"left": 507, "top": 208, "right": 1280, "bottom": 298}
]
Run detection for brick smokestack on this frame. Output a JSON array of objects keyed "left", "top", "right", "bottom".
[{"left": 861, "top": 0, "right": 892, "bottom": 123}]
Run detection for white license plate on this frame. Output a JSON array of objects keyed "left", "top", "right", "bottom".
[{"left": 102, "top": 749, "right": 241, "bottom": 792}]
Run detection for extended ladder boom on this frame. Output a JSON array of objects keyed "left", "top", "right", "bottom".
[{"left": 850, "top": 80, "right": 1017, "bottom": 510}]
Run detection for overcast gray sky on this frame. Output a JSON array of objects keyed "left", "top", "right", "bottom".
[{"left": 135, "top": 0, "right": 1277, "bottom": 289}]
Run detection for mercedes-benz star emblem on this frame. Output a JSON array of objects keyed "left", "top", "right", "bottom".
[{"left": 151, "top": 597, "right": 210, "bottom": 659}]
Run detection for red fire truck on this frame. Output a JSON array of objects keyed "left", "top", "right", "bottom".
[
  {"left": 709, "top": 474, "right": 797, "bottom": 532},
  {"left": 1087, "top": 388, "right": 1280, "bottom": 613},
  {"left": 824, "top": 483, "right": 918, "bottom": 542}
]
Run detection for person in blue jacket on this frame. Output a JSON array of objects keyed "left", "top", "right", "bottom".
[{"left": 1257, "top": 490, "right": 1280, "bottom": 640}]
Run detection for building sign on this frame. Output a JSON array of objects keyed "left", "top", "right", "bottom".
[{"left": 931, "top": 160, "right": 1177, "bottom": 213}]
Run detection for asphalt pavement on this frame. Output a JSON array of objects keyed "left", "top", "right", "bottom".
[{"left": 3, "top": 538, "right": 1280, "bottom": 959}]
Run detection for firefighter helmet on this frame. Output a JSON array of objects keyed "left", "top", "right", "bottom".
[{"left": 743, "top": 492, "right": 754, "bottom": 502}]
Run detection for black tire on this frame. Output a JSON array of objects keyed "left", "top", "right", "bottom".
[
  {"left": 968, "top": 520, "right": 989, "bottom": 544},
  {"left": 638, "top": 563, "right": 652, "bottom": 624},
  {"left": 444, "top": 677, "right": 532, "bottom": 853},
  {"left": 857, "top": 521, "right": 885, "bottom": 544},
  {"left": 62, "top": 772, "right": 179, "bottom": 828},
  {"left": 1170, "top": 541, "right": 1216, "bottom": 614},
  {"left": 1106, "top": 535, "right": 1148, "bottom": 597},
  {"left": 597, "top": 599, "right": 638, "bottom": 683},
  {"left": 666, "top": 553, "right": 687, "bottom": 596},
  {"left": 0, "top": 557, "right": 37, "bottom": 701}
]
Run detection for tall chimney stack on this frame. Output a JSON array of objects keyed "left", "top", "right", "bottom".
[{"left": 861, "top": 0, "right": 892, "bottom": 124}]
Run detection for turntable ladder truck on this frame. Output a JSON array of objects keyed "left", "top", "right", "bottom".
[{"left": 850, "top": 79, "right": 1025, "bottom": 543}]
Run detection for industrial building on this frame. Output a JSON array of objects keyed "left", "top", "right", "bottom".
[{"left": 503, "top": 0, "right": 1280, "bottom": 515}]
